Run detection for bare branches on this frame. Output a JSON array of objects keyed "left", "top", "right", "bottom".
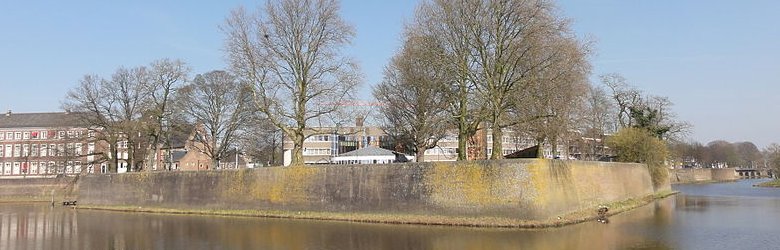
[
  {"left": 176, "top": 71, "right": 250, "bottom": 168},
  {"left": 63, "top": 59, "right": 189, "bottom": 172},
  {"left": 374, "top": 34, "right": 451, "bottom": 162},
  {"left": 223, "top": 0, "right": 360, "bottom": 166},
  {"left": 408, "top": 0, "right": 589, "bottom": 160}
]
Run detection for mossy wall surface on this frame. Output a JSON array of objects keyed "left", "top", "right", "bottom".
[
  {"left": 669, "top": 168, "right": 738, "bottom": 184},
  {"left": 77, "top": 160, "right": 662, "bottom": 220},
  {"left": 0, "top": 177, "right": 77, "bottom": 201}
]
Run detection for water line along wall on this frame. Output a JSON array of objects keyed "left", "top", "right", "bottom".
[{"left": 77, "top": 159, "right": 665, "bottom": 221}]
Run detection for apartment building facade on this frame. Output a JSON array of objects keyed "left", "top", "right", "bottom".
[{"left": 0, "top": 111, "right": 124, "bottom": 177}]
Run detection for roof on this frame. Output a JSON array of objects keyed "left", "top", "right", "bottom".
[
  {"left": 338, "top": 146, "right": 397, "bottom": 157},
  {"left": 171, "top": 151, "right": 187, "bottom": 162},
  {"left": 504, "top": 145, "right": 540, "bottom": 159},
  {"left": 0, "top": 112, "right": 88, "bottom": 129}
]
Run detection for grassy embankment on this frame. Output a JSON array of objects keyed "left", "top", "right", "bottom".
[
  {"left": 755, "top": 179, "right": 780, "bottom": 187},
  {"left": 76, "top": 191, "right": 677, "bottom": 228}
]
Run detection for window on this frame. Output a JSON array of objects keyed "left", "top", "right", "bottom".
[
  {"left": 23, "top": 132, "right": 30, "bottom": 140},
  {"left": 31, "top": 144, "right": 38, "bottom": 157},
  {"left": 0, "top": 132, "right": 4, "bottom": 140},
  {"left": 75, "top": 143, "right": 82, "bottom": 155},
  {"left": 4, "top": 145, "right": 11, "bottom": 157},
  {"left": 22, "top": 144, "right": 29, "bottom": 157},
  {"left": 5, "top": 132, "right": 12, "bottom": 141},
  {"left": 15, "top": 132, "right": 22, "bottom": 140},
  {"left": 58, "top": 131, "right": 65, "bottom": 139},
  {"left": 302, "top": 148, "right": 330, "bottom": 156},
  {"left": 88, "top": 130, "right": 95, "bottom": 138},
  {"left": 49, "top": 144, "right": 56, "bottom": 157},
  {"left": 0, "top": 146, "right": 3, "bottom": 157},
  {"left": 13, "top": 144, "right": 21, "bottom": 157},
  {"left": 67, "top": 131, "right": 74, "bottom": 138},
  {"left": 67, "top": 143, "right": 74, "bottom": 155},
  {"left": 57, "top": 144, "right": 64, "bottom": 156},
  {"left": 39, "top": 162, "right": 47, "bottom": 174},
  {"left": 40, "top": 144, "right": 47, "bottom": 157},
  {"left": 30, "top": 162, "right": 38, "bottom": 175},
  {"left": 40, "top": 131, "right": 47, "bottom": 140}
]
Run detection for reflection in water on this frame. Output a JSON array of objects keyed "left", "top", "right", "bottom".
[{"left": 1, "top": 179, "right": 779, "bottom": 250}]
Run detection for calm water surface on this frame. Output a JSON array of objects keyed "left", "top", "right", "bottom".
[{"left": 2, "top": 179, "right": 779, "bottom": 250}]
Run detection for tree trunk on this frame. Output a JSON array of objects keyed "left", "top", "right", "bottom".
[
  {"left": 291, "top": 133, "right": 305, "bottom": 166},
  {"left": 536, "top": 136, "right": 546, "bottom": 159},
  {"left": 111, "top": 147, "right": 119, "bottom": 173},
  {"left": 415, "top": 149, "right": 425, "bottom": 163},
  {"left": 490, "top": 123, "right": 503, "bottom": 160},
  {"left": 457, "top": 121, "right": 469, "bottom": 161}
]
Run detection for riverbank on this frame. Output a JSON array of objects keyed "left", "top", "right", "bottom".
[
  {"left": 76, "top": 190, "right": 677, "bottom": 228},
  {"left": 754, "top": 179, "right": 780, "bottom": 187}
]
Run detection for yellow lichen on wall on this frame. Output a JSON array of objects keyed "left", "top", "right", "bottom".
[
  {"left": 526, "top": 159, "right": 550, "bottom": 208},
  {"left": 221, "top": 170, "right": 251, "bottom": 201},
  {"left": 425, "top": 162, "right": 522, "bottom": 208},
  {"left": 266, "top": 166, "right": 318, "bottom": 204}
]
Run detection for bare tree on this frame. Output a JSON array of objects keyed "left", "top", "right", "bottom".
[
  {"left": 764, "top": 143, "right": 780, "bottom": 178},
  {"left": 140, "top": 59, "right": 189, "bottom": 171},
  {"left": 409, "top": 0, "right": 582, "bottom": 160},
  {"left": 411, "top": 0, "right": 484, "bottom": 160},
  {"left": 601, "top": 73, "right": 690, "bottom": 140},
  {"left": 601, "top": 73, "right": 642, "bottom": 128},
  {"left": 64, "top": 68, "right": 149, "bottom": 172},
  {"left": 237, "top": 117, "right": 282, "bottom": 167},
  {"left": 515, "top": 33, "right": 591, "bottom": 159},
  {"left": 223, "top": 0, "right": 360, "bottom": 166},
  {"left": 64, "top": 60, "right": 191, "bottom": 172},
  {"left": 374, "top": 33, "right": 451, "bottom": 162},
  {"left": 577, "top": 84, "right": 615, "bottom": 160},
  {"left": 176, "top": 70, "right": 250, "bottom": 169}
]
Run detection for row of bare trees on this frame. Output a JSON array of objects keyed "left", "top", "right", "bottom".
[
  {"left": 669, "top": 140, "right": 763, "bottom": 169},
  {"left": 62, "top": 0, "right": 694, "bottom": 168},
  {"left": 371, "top": 1, "right": 698, "bottom": 163},
  {"left": 63, "top": 59, "right": 188, "bottom": 172},
  {"left": 62, "top": 60, "right": 265, "bottom": 172},
  {"left": 374, "top": 0, "right": 593, "bottom": 162}
]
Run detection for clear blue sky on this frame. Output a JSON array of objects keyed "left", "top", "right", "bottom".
[{"left": 1, "top": 0, "right": 778, "bottom": 147}]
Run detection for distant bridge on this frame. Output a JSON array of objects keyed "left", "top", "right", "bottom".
[{"left": 734, "top": 168, "right": 774, "bottom": 178}]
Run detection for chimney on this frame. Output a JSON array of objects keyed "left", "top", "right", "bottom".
[
  {"left": 5, "top": 110, "right": 10, "bottom": 117},
  {"left": 356, "top": 115, "right": 364, "bottom": 127}
]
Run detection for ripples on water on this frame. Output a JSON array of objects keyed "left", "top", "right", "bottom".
[{"left": 1, "top": 179, "right": 779, "bottom": 250}]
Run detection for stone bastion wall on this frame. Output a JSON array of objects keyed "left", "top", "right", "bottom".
[{"left": 76, "top": 159, "right": 666, "bottom": 221}]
